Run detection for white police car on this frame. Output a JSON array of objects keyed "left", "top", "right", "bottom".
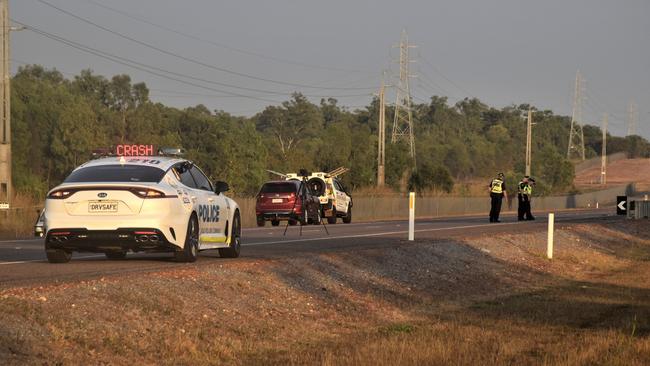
[{"left": 43, "top": 145, "right": 241, "bottom": 263}]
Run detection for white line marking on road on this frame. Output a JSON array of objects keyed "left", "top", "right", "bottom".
[
  {"left": 0, "top": 239, "right": 42, "bottom": 244},
  {"left": 0, "top": 254, "right": 105, "bottom": 265},
  {"left": 245, "top": 222, "right": 523, "bottom": 246},
  {"left": 244, "top": 214, "right": 608, "bottom": 247}
]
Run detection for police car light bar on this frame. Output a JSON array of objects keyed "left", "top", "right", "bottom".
[
  {"left": 91, "top": 148, "right": 114, "bottom": 158},
  {"left": 158, "top": 147, "right": 185, "bottom": 157}
]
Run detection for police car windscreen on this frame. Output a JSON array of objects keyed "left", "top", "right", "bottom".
[
  {"left": 64, "top": 165, "right": 166, "bottom": 183},
  {"left": 261, "top": 182, "right": 296, "bottom": 193}
]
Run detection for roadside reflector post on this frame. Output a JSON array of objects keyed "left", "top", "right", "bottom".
[
  {"left": 547, "top": 213, "right": 554, "bottom": 259},
  {"left": 408, "top": 192, "right": 415, "bottom": 241},
  {"left": 596, "top": 202, "right": 599, "bottom": 209}
]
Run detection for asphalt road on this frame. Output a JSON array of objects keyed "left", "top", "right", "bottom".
[{"left": 0, "top": 209, "right": 617, "bottom": 287}]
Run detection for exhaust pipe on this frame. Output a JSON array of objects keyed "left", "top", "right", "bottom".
[{"left": 149, "top": 235, "right": 159, "bottom": 243}]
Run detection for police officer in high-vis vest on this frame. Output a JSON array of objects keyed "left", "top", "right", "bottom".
[
  {"left": 488, "top": 173, "right": 508, "bottom": 223},
  {"left": 517, "top": 176, "right": 535, "bottom": 221}
]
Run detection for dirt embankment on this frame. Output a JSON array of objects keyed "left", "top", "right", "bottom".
[
  {"left": 1, "top": 220, "right": 649, "bottom": 365},
  {"left": 575, "top": 158, "right": 650, "bottom": 190}
]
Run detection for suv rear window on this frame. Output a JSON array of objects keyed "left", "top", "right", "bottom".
[
  {"left": 260, "top": 182, "right": 297, "bottom": 194},
  {"left": 64, "top": 165, "right": 166, "bottom": 183}
]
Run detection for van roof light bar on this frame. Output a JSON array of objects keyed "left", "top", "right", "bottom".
[{"left": 326, "top": 167, "right": 349, "bottom": 178}]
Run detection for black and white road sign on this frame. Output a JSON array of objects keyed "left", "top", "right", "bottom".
[{"left": 616, "top": 196, "right": 627, "bottom": 215}]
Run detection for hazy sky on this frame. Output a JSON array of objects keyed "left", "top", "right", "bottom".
[{"left": 10, "top": 0, "right": 650, "bottom": 138}]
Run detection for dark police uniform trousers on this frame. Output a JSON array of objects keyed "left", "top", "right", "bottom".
[
  {"left": 490, "top": 192, "right": 504, "bottom": 222},
  {"left": 517, "top": 186, "right": 534, "bottom": 220}
]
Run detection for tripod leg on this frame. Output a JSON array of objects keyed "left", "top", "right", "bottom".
[
  {"left": 322, "top": 219, "right": 329, "bottom": 235},
  {"left": 283, "top": 219, "right": 290, "bottom": 236}
]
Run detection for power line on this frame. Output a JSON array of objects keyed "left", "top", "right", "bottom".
[
  {"left": 419, "top": 55, "right": 474, "bottom": 98},
  {"left": 83, "top": 0, "right": 368, "bottom": 74},
  {"left": 34, "top": 0, "right": 375, "bottom": 91},
  {"left": 15, "top": 20, "right": 372, "bottom": 101},
  {"left": 15, "top": 20, "right": 284, "bottom": 104}
]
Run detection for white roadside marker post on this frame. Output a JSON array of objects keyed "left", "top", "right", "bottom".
[
  {"left": 547, "top": 213, "right": 554, "bottom": 259},
  {"left": 409, "top": 192, "right": 415, "bottom": 241}
]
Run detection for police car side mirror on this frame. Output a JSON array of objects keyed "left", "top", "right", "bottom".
[{"left": 214, "top": 181, "right": 229, "bottom": 194}]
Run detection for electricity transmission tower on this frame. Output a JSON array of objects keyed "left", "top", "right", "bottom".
[
  {"left": 627, "top": 101, "right": 638, "bottom": 136},
  {"left": 567, "top": 70, "right": 585, "bottom": 160},
  {"left": 391, "top": 30, "right": 416, "bottom": 161}
]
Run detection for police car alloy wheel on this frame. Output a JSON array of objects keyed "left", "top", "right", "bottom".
[
  {"left": 175, "top": 215, "right": 199, "bottom": 262},
  {"left": 218, "top": 211, "right": 241, "bottom": 258}
]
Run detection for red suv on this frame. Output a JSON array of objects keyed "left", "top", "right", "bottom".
[{"left": 256, "top": 181, "right": 321, "bottom": 227}]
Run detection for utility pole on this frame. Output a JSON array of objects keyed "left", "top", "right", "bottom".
[
  {"left": 391, "top": 30, "right": 416, "bottom": 161},
  {"left": 0, "top": 0, "right": 11, "bottom": 205},
  {"left": 525, "top": 109, "right": 533, "bottom": 177},
  {"left": 377, "top": 77, "right": 386, "bottom": 187},
  {"left": 601, "top": 113, "right": 608, "bottom": 185},
  {"left": 567, "top": 70, "right": 585, "bottom": 160},
  {"left": 627, "top": 101, "right": 638, "bottom": 136}
]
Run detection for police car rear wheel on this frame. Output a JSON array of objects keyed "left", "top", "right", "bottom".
[
  {"left": 219, "top": 212, "right": 241, "bottom": 258},
  {"left": 46, "top": 249, "right": 72, "bottom": 264},
  {"left": 105, "top": 251, "right": 127, "bottom": 260},
  {"left": 175, "top": 215, "right": 198, "bottom": 263}
]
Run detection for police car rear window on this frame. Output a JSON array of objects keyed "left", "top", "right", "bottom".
[
  {"left": 64, "top": 165, "right": 166, "bottom": 183},
  {"left": 261, "top": 182, "right": 297, "bottom": 193}
]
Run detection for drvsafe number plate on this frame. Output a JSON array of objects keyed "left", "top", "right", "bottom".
[
  {"left": 272, "top": 198, "right": 283, "bottom": 203},
  {"left": 88, "top": 201, "right": 118, "bottom": 213}
]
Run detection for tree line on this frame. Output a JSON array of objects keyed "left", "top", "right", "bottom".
[{"left": 10, "top": 65, "right": 650, "bottom": 197}]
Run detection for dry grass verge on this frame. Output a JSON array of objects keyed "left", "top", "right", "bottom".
[{"left": 1, "top": 221, "right": 649, "bottom": 365}]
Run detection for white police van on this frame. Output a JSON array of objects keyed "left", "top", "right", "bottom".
[{"left": 43, "top": 145, "right": 241, "bottom": 263}]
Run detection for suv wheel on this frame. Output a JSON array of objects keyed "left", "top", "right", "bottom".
[
  {"left": 256, "top": 216, "right": 265, "bottom": 227},
  {"left": 46, "top": 249, "right": 72, "bottom": 263},
  {"left": 312, "top": 210, "right": 322, "bottom": 225},
  {"left": 327, "top": 208, "right": 337, "bottom": 224},
  {"left": 175, "top": 215, "right": 198, "bottom": 262},
  {"left": 299, "top": 209, "right": 308, "bottom": 225},
  {"left": 219, "top": 212, "right": 241, "bottom": 258},
  {"left": 343, "top": 204, "right": 352, "bottom": 224}
]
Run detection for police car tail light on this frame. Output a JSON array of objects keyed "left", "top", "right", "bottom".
[
  {"left": 130, "top": 188, "right": 166, "bottom": 198},
  {"left": 48, "top": 189, "right": 75, "bottom": 199}
]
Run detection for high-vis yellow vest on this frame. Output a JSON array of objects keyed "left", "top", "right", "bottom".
[{"left": 490, "top": 179, "right": 504, "bottom": 194}]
